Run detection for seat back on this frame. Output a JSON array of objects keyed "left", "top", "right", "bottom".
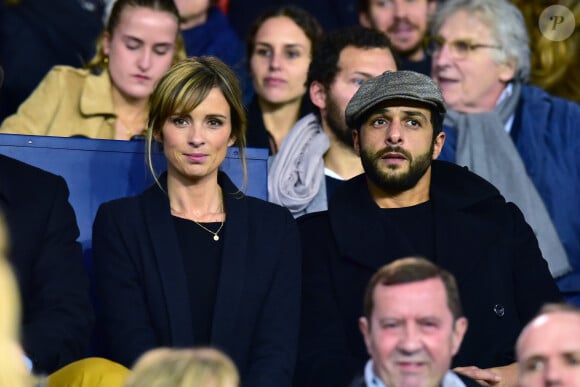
[{"left": 0, "top": 133, "right": 269, "bottom": 255}]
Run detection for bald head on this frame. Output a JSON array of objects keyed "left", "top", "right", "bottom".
[{"left": 517, "top": 305, "right": 580, "bottom": 387}]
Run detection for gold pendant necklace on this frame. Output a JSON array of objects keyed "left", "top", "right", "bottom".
[
  {"left": 171, "top": 189, "right": 225, "bottom": 242},
  {"left": 193, "top": 220, "right": 224, "bottom": 241}
]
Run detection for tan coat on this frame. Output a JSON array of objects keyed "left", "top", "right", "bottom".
[{"left": 0, "top": 66, "right": 118, "bottom": 139}]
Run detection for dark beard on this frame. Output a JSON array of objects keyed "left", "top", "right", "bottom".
[
  {"left": 389, "top": 32, "right": 425, "bottom": 59},
  {"left": 360, "top": 142, "right": 434, "bottom": 193},
  {"left": 325, "top": 94, "right": 354, "bottom": 148},
  {"left": 385, "top": 20, "right": 425, "bottom": 59}
]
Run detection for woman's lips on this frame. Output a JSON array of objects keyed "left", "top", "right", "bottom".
[
  {"left": 264, "top": 77, "right": 286, "bottom": 87},
  {"left": 133, "top": 74, "right": 150, "bottom": 82},
  {"left": 184, "top": 153, "right": 207, "bottom": 163}
]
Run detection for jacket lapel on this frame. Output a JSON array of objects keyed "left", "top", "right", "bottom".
[
  {"left": 431, "top": 199, "right": 482, "bottom": 280},
  {"left": 80, "top": 70, "right": 115, "bottom": 117},
  {"left": 430, "top": 161, "right": 502, "bottom": 280},
  {"left": 141, "top": 180, "right": 195, "bottom": 345},
  {"left": 210, "top": 173, "right": 248, "bottom": 347}
]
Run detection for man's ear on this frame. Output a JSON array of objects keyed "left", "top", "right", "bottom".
[
  {"left": 309, "top": 81, "right": 327, "bottom": 110},
  {"left": 451, "top": 317, "right": 468, "bottom": 356},
  {"left": 432, "top": 131, "right": 445, "bottom": 159},
  {"left": 498, "top": 59, "right": 517, "bottom": 83},
  {"left": 353, "top": 129, "right": 361, "bottom": 156},
  {"left": 359, "top": 12, "right": 372, "bottom": 28},
  {"left": 359, "top": 317, "right": 373, "bottom": 356}
]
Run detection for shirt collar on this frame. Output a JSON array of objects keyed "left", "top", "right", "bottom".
[
  {"left": 364, "top": 360, "right": 466, "bottom": 387},
  {"left": 496, "top": 82, "right": 513, "bottom": 107},
  {"left": 80, "top": 70, "right": 115, "bottom": 116},
  {"left": 496, "top": 82, "right": 515, "bottom": 133},
  {"left": 365, "top": 360, "right": 387, "bottom": 387}
]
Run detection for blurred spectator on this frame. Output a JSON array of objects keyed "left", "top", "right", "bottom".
[
  {"left": 245, "top": 5, "right": 322, "bottom": 154},
  {"left": 268, "top": 26, "right": 396, "bottom": 216},
  {"left": 0, "top": 0, "right": 185, "bottom": 140},
  {"left": 511, "top": 0, "right": 580, "bottom": 103},
  {"left": 0, "top": 154, "right": 94, "bottom": 375},
  {"left": 0, "top": 0, "right": 103, "bottom": 122},
  {"left": 431, "top": 0, "right": 580, "bottom": 302},
  {"left": 0, "top": 214, "right": 36, "bottom": 387},
  {"left": 228, "top": 0, "right": 357, "bottom": 41},
  {"left": 215, "top": 0, "right": 228, "bottom": 13},
  {"left": 125, "top": 347, "right": 239, "bottom": 387},
  {"left": 174, "top": 0, "right": 253, "bottom": 104},
  {"left": 353, "top": 257, "right": 478, "bottom": 387},
  {"left": 46, "top": 357, "right": 129, "bottom": 387},
  {"left": 358, "top": 0, "right": 437, "bottom": 74},
  {"left": 516, "top": 303, "right": 580, "bottom": 387}
]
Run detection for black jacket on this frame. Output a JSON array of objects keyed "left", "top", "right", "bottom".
[
  {"left": 93, "top": 172, "right": 301, "bottom": 387},
  {"left": 0, "top": 154, "right": 93, "bottom": 374},
  {"left": 295, "top": 160, "right": 561, "bottom": 387}
]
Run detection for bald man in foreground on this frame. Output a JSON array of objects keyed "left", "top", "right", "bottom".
[{"left": 516, "top": 303, "right": 580, "bottom": 387}]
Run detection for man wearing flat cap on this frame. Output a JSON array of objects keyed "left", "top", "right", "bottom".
[{"left": 294, "top": 70, "right": 561, "bottom": 387}]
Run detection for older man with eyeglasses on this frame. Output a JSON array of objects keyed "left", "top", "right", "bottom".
[{"left": 431, "top": 0, "right": 580, "bottom": 307}]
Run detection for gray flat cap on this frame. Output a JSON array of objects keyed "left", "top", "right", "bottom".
[{"left": 345, "top": 70, "right": 446, "bottom": 129}]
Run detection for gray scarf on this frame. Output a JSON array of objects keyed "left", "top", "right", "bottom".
[
  {"left": 444, "top": 82, "right": 570, "bottom": 277},
  {"left": 268, "top": 113, "right": 330, "bottom": 216}
]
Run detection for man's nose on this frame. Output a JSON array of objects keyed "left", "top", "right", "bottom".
[
  {"left": 397, "top": 324, "right": 421, "bottom": 353},
  {"left": 543, "top": 360, "right": 563, "bottom": 387},
  {"left": 432, "top": 42, "right": 454, "bottom": 68},
  {"left": 394, "top": 2, "right": 408, "bottom": 19},
  {"left": 385, "top": 121, "right": 403, "bottom": 145}
]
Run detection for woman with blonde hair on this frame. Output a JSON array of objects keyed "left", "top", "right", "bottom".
[
  {"left": 125, "top": 347, "right": 239, "bottom": 387},
  {"left": 1, "top": 0, "right": 185, "bottom": 140},
  {"left": 93, "top": 56, "right": 301, "bottom": 387}
]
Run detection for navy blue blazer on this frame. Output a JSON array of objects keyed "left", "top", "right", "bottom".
[
  {"left": 93, "top": 172, "right": 301, "bottom": 387},
  {"left": 0, "top": 154, "right": 93, "bottom": 374},
  {"left": 295, "top": 160, "right": 562, "bottom": 387}
]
